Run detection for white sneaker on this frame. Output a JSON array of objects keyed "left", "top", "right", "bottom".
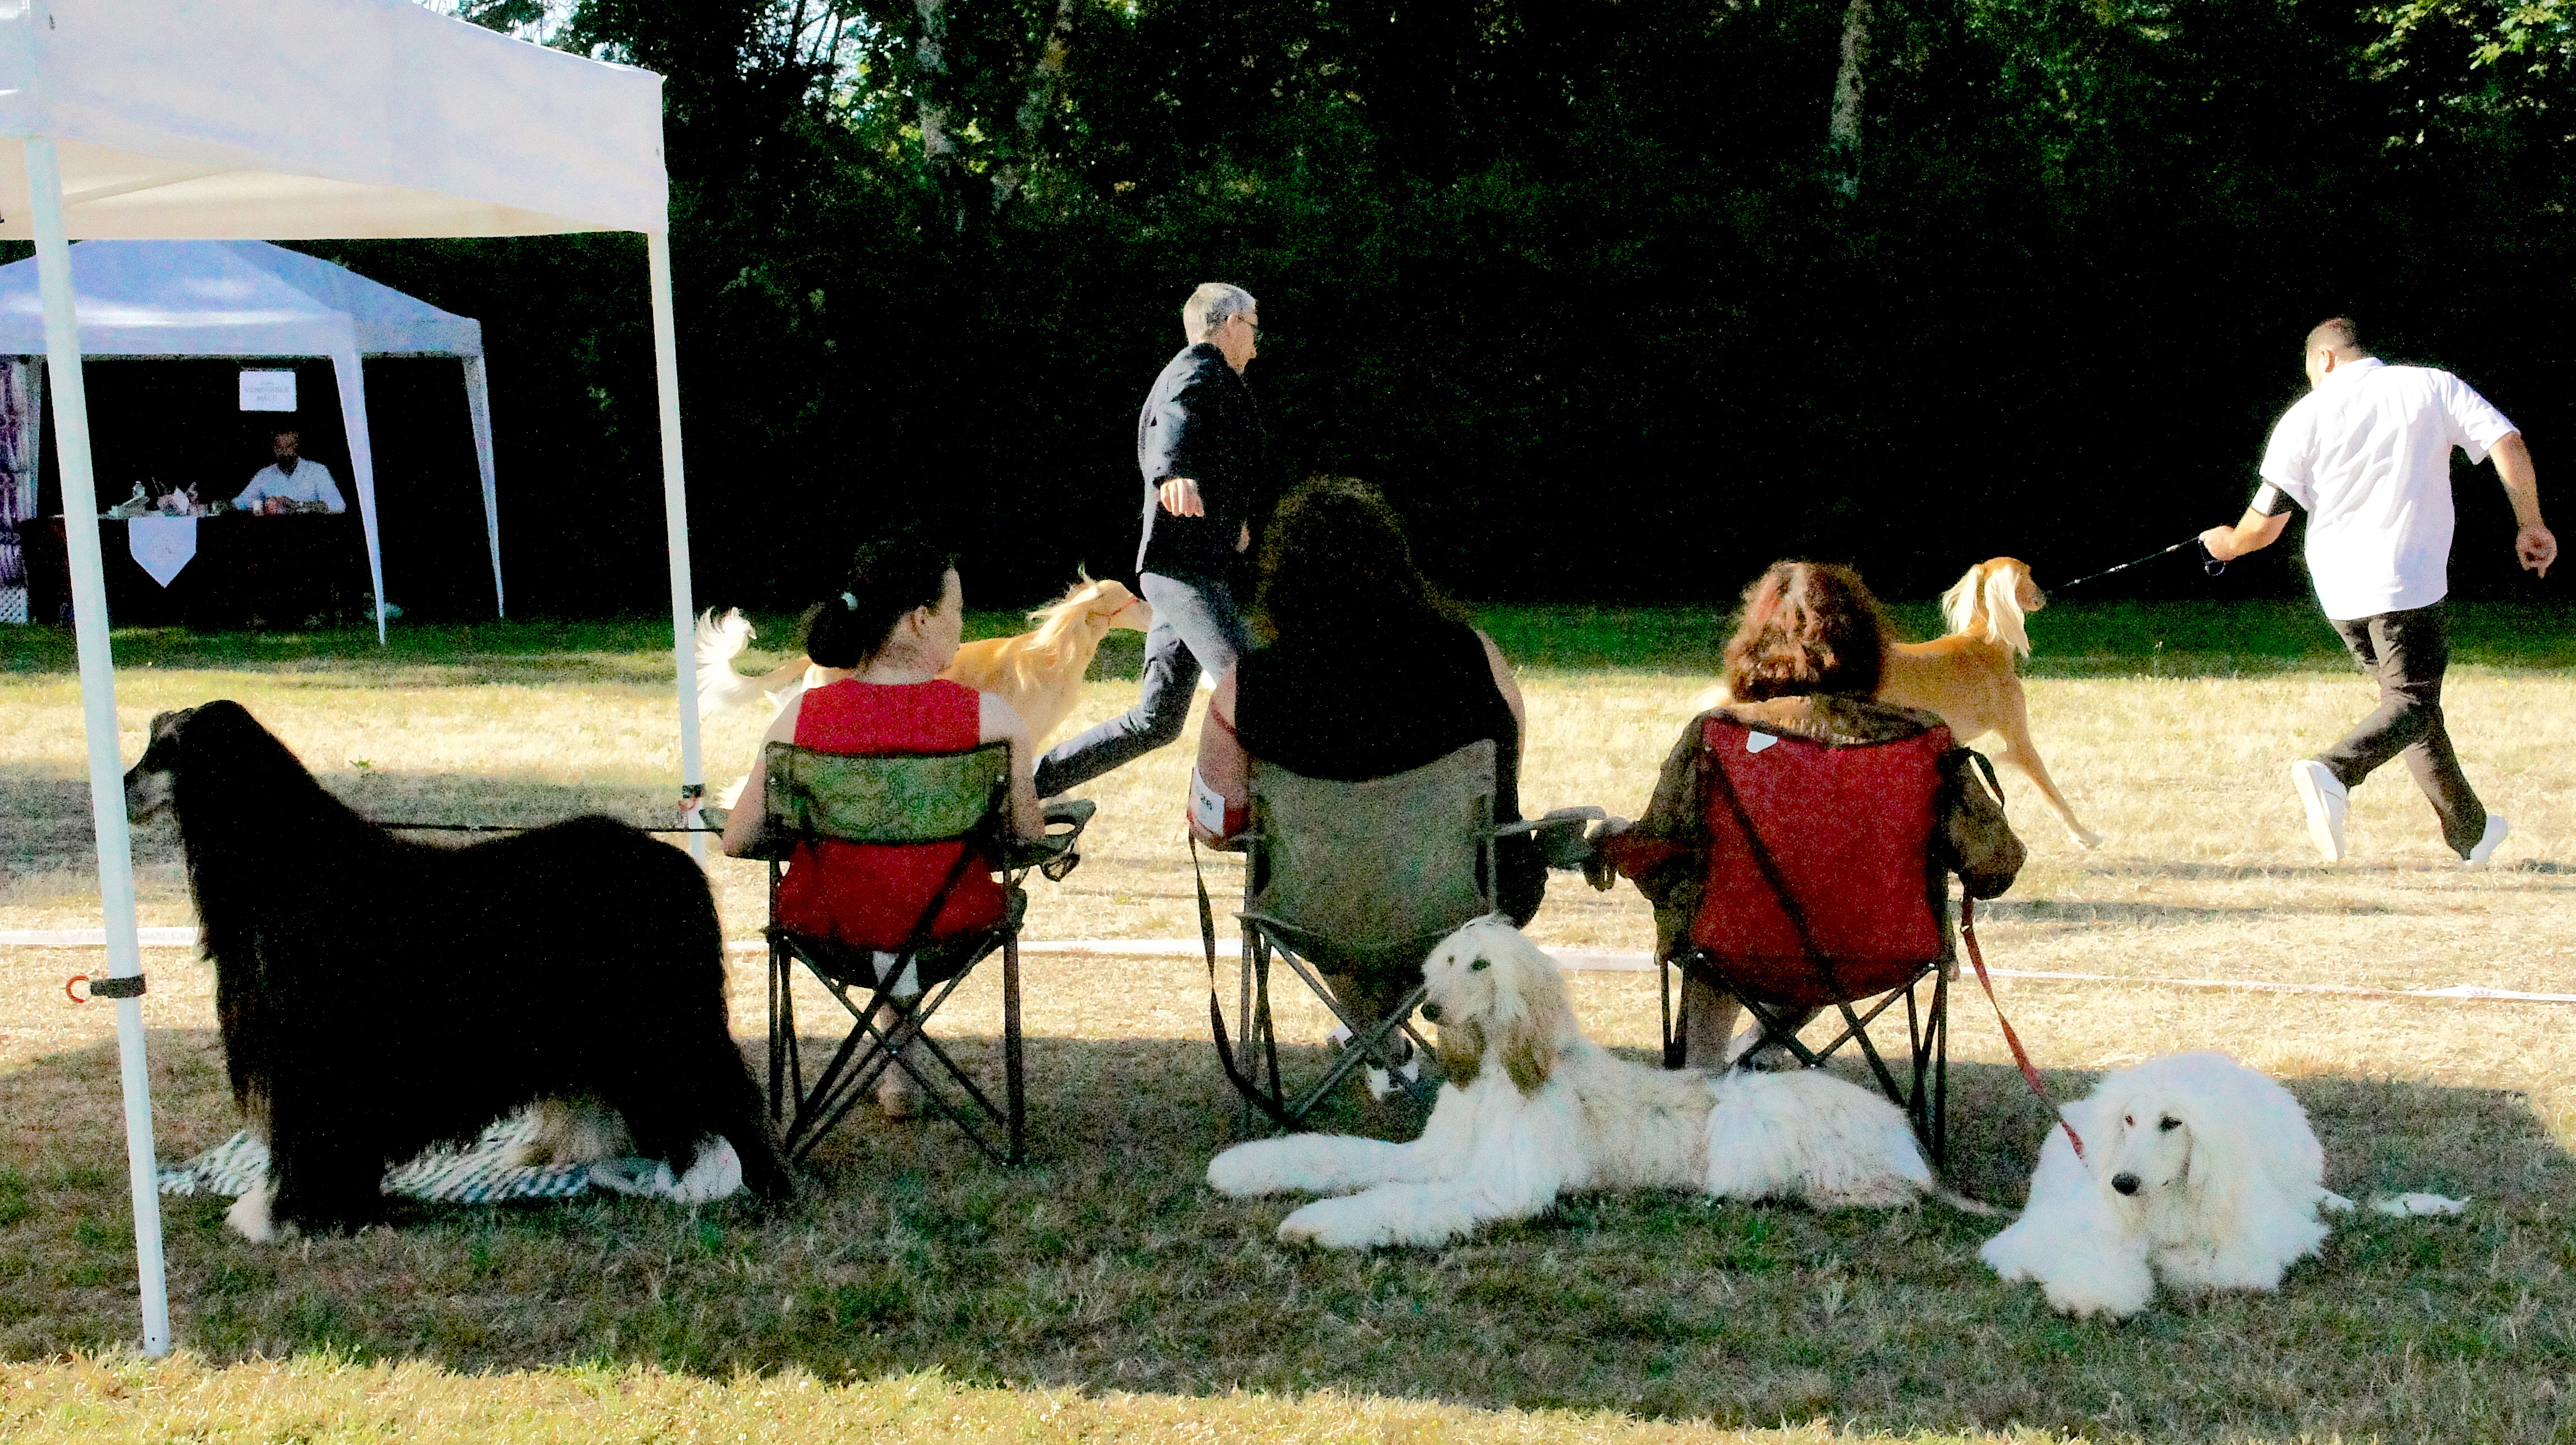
[
  {"left": 2289, "top": 760, "right": 2348, "bottom": 863},
  {"left": 2463, "top": 815, "right": 2509, "bottom": 868}
]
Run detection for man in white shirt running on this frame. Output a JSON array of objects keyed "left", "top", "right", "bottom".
[
  {"left": 2201, "top": 317, "right": 2554, "bottom": 866},
  {"left": 233, "top": 428, "right": 346, "bottom": 515}
]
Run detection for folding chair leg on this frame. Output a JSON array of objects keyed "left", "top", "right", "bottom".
[
  {"left": 1002, "top": 936, "right": 1025, "bottom": 1166},
  {"left": 1839, "top": 999, "right": 1909, "bottom": 1107},
  {"left": 1660, "top": 956, "right": 1680, "bottom": 1069},
  {"left": 1238, "top": 926, "right": 1262, "bottom": 1136},
  {"left": 767, "top": 940, "right": 794, "bottom": 1126},
  {"left": 1929, "top": 969, "right": 1951, "bottom": 1172}
]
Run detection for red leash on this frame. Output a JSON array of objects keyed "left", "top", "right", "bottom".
[{"left": 1960, "top": 895, "right": 2085, "bottom": 1159}]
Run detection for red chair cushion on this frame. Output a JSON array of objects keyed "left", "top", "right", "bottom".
[{"left": 1689, "top": 716, "right": 1949, "bottom": 1007}]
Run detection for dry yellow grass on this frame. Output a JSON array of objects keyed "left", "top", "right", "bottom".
[
  {"left": 0, "top": 1352, "right": 1878, "bottom": 1444},
  {"left": 1, "top": 617, "right": 2572, "bottom": 1441}
]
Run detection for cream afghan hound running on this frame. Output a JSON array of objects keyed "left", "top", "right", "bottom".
[
  {"left": 1207, "top": 917, "right": 1986, "bottom": 1249},
  {"left": 1979, "top": 1051, "right": 2356, "bottom": 1318}
]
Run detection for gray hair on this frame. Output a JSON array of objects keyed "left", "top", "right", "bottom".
[{"left": 1183, "top": 282, "right": 1257, "bottom": 343}]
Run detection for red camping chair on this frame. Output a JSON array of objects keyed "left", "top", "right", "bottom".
[{"left": 1626, "top": 714, "right": 1965, "bottom": 1165}]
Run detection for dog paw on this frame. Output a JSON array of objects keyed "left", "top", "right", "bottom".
[
  {"left": 1276, "top": 1196, "right": 1399, "bottom": 1249},
  {"left": 2071, "top": 828, "right": 2105, "bottom": 849},
  {"left": 225, "top": 1182, "right": 281, "bottom": 1245},
  {"left": 1207, "top": 1144, "right": 1285, "bottom": 1198}
]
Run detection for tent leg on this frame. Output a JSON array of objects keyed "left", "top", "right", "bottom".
[
  {"left": 647, "top": 230, "right": 703, "bottom": 860},
  {"left": 462, "top": 356, "right": 502, "bottom": 618},
  {"left": 26, "top": 135, "right": 173, "bottom": 1360},
  {"left": 332, "top": 347, "right": 387, "bottom": 644}
]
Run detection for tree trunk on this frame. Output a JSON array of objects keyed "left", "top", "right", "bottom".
[
  {"left": 1828, "top": 0, "right": 1870, "bottom": 198},
  {"left": 913, "top": 0, "right": 970, "bottom": 232},
  {"left": 991, "top": 0, "right": 1079, "bottom": 213}
]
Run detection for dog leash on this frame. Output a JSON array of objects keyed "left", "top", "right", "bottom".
[
  {"left": 1959, "top": 894, "right": 2085, "bottom": 1160},
  {"left": 2054, "top": 536, "right": 2226, "bottom": 590}
]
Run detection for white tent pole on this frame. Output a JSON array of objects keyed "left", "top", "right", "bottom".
[
  {"left": 25, "top": 137, "right": 173, "bottom": 1360},
  {"left": 462, "top": 355, "right": 503, "bottom": 617},
  {"left": 331, "top": 343, "right": 387, "bottom": 645},
  {"left": 646, "top": 229, "right": 702, "bottom": 860}
]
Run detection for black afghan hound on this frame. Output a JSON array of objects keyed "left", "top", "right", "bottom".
[{"left": 125, "top": 700, "right": 792, "bottom": 1239}]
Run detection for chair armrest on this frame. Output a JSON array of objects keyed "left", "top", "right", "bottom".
[
  {"left": 1002, "top": 797, "right": 1096, "bottom": 881},
  {"left": 1498, "top": 805, "right": 1609, "bottom": 871}
]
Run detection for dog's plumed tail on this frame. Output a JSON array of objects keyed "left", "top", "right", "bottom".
[{"left": 695, "top": 608, "right": 811, "bottom": 720}]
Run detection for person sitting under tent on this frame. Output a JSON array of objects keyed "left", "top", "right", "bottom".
[{"left": 233, "top": 429, "right": 345, "bottom": 516}]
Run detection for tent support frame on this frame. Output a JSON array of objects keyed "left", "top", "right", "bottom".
[
  {"left": 25, "top": 134, "right": 173, "bottom": 1359},
  {"left": 648, "top": 229, "right": 702, "bottom": 859}
]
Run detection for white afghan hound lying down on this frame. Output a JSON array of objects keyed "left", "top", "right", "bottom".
[
  {"left": 1979, "top": 1051, "right": 2356, "bottom": 1318},
  {"left": 1207, "top": 917, "right": 1988, "bottom": 1249}
]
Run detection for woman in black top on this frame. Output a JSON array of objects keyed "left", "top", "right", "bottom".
[{"left": 1189, "top": 478, "right": 1544, "bottom": 1089}]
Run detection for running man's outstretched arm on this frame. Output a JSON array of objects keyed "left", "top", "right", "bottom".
[
  {"left": 2493, "top": 432, "right": 2555, "bottom": 577},
  {"left": 2201, "top": 505, "right": 2290, "bottom": 562}
]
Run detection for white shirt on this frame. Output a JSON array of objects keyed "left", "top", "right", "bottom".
[
  {"left": 234, "top": 460, "right": 347, "bottom": 514},
  {"left": 2257, "top": 357, "right": 2517, "bottom": 620}
]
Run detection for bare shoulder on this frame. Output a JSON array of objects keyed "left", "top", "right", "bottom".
[{"left": 765, "top": 692, "right": 806, "bottom": 743}]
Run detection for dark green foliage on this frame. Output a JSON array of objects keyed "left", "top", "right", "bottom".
[{"left": 279, "top": 0, "right": 2576, "bottom": 615}]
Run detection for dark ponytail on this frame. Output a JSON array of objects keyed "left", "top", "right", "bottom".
[{"left": 803, "top": 535, "right": 957, "bottom": 669}]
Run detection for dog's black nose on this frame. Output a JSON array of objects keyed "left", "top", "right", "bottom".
[
  {"left": 1420, "top": 1002, "right": 1443, "bottom": 1023},
  {"left": 2110, "top": 1172, "right": 2140, "bottom": 1196}
]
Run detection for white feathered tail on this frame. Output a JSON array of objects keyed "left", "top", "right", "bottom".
[{"left": 696, "top": 608, "right": 816, "bottom": 721}]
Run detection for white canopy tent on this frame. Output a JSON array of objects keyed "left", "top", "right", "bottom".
[
  {"left": 2, "top": 0, "right": 709, "bottom": 1356},
  {"left": 0, "top": 238, "right": 508, "bottom": 627}
]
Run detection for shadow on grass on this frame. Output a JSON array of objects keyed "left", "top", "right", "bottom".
[{"left": 6, "top": 1027, "right": 2572, "bottom": 1441}]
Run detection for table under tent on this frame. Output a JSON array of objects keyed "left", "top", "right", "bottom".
[
  {"left": 0, "top": 0, "right": 709, "bottom": 1355},
  {"left": 0, "top": 239, "right": 507, "bottom": 631}
]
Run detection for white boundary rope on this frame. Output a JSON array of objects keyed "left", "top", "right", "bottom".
[{"left": 15, "top": 929, "right": 2572, "bottom": 1005}]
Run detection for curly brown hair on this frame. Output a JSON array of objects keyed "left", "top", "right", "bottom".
[
  {"left": 1254, "top": 476, "right": 1461, "bottom": 642},
  {"left": 1721, "top": 560, "right": 1894, "bottom": 701}
]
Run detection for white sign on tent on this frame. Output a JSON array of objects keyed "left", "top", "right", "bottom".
[{"left": 238, "top": 369, "right": 297, "bottom": 411}]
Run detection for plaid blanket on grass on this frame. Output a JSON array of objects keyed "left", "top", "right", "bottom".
[{"left": 157, "top": 1110, "right": 742, "bottom": 1205}]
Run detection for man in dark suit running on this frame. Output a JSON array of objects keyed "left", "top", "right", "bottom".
[{"left": 1034, "top": 282, "right": 1264, "bottom": 797}]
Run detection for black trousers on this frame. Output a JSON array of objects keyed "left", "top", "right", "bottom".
[{"left": 2319, "top": 601, "right": 2488, "bottom": 857}]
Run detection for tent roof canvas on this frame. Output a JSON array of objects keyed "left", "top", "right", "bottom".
[
  {"left": 0, "top": 0, "right": 666, "bottom": 240},
  {"left": 0, "top": 239, "right": 482, "bottom": 356}
]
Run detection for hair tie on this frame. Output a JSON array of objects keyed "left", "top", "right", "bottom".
[{"left": 840, "top": 591, "right": 858, "bottom": 611}]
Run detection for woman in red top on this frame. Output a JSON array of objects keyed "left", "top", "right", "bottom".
[{"left": 723, "top": 537, "right": 1043, "bottom": 1115}]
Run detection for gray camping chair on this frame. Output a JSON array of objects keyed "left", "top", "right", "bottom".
[
  {"left": 747, "top": 739, "right": 1091, "bottom": 1166},
  {"left": 1200, "top": 739, "right": 1601, "bottom": 1131}
]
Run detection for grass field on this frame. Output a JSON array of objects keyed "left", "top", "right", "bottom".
[{"left": 2, "top": 600, "right": 2573, "bottom": 1442}]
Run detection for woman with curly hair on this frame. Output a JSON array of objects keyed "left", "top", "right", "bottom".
[
  {"left": 1599, "top": 560, "right": 2025, "bottom": 1070},
  {"left": 1188, "top": 476, "right": 1545, "bottom": 1096}
]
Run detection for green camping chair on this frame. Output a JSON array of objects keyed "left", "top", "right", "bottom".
[
  {"left": 1203, "top": 739, "right": 1600, "bottom": 1131},
  {"left": 747, "top": 739, "right": 1090, "bottom": 1166}
]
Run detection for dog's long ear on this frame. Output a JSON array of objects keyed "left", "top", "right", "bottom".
[
  {"left": 146, "top": 707, "right": 196, "bottom": 745},
  {"left": 1938, "top": 566, "right": 1983, "bottom": 638},
  {"left": 1984, "top": 562, "right": 2032, "bottom": 659},
  {"left": 1492, "top": 929, "right": 1567, "bottom": 1094},
  {"left": 1499, "top": 1000, "right": 1552, "bottom": 1093},
  {"left": 2172, "top": 1095, "right": 2247, "bottom": 1223}
]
